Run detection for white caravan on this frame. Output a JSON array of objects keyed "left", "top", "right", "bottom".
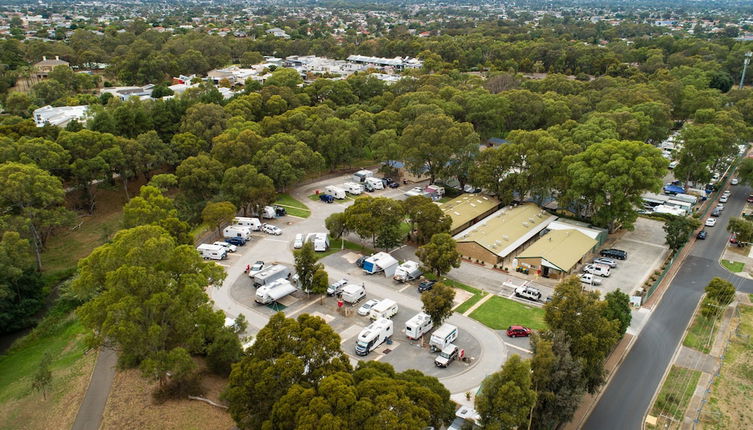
[
  {"left": 305, "top": 233, "right": 330, "bottom": 252},
  {"left": 255, "top": 279, "right": 297, "bottom": 305},
  {"left": 430, "top": 323, "right": 458, "bottom": 352},
  {"left": 393, "top": 261, "right": 423, "bottom": 282},
  {"left": 324, "top": 185, "right": 346, "bottom": 199},
  {"left": 354, "top": 318, "right": 393, "bottom": 356},
  {"left": 340, "top": 284, "right": 366, "bottom": 304},
  {"left": 369, "top": 298, "right": 398, "bottom": 320},
  {"left": 251, "top": 264, "right": 291, "bottom": 287},
  {"left": 233, "top": 217, "right": 261, "bottom": 231},
  {"left": 197, "top": 244, "right": 227, "bottom": 260},
  {"left": 343, "top": 182, "right": 363, "bottom": 195},
  {"left": 223, "top": 225, "right": 253, "bottom": 240},
  {"left": 405, "top": 312, "right": 433, "bottom": 340}
]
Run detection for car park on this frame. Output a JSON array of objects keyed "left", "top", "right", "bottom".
[
  {"left": 213, "top": 241, "right": 237, "bottom": 252},
  {"left": 327, "top": 278, "right": 349, "bottom": 296},
  {"left": 719, "top": 195, "right": 729, "bottom": 203},
  {"left": 593, "top": 257, "right": 617, "bottom": 268},
  {"left": 262, "top": 224, "right": 283, "bottom": 235},
  {"left": 600, "top": 248, "right": 628, "bottom": 260},
  {"left": 705, "top": 218, "right": 717, "bottom": 227},
  {"left": 357, "top": 299, "right": 380, "bottom": 316},
  {"left": 506, "top": 325, "right": 532, "bottom": 338},
  {"left": 434, "top": 344, "right": 460, "bottom": 368},
  {"left": 697, "top": 230, "right": 707, "bottom": 240},
  {"left": 418, "top": 280, "right": 436, "bottom": 292},
  {"left": 225, "top": 236, "right": 246, "bottom": 246}
]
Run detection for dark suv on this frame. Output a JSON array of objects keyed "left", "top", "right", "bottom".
[
  {"left": 418, "top": 280, "right": 436, "bottom": 292},
  {"left": 225, "top": 237, "right": 246, "bottom": 246},
  {"left": 600, "top": 248, "right": 627, "bottom": 260}
]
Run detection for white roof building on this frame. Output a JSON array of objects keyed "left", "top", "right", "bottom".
[{"left": 32, "top": 105, "right": 89, "bottom": 128}]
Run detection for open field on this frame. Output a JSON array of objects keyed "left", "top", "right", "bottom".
[
  {"left": 469, "top": 296, "right": 547, "bottom": 330},
  {"left": 700, "top": 304, "right": 753, "bottom": 429}
]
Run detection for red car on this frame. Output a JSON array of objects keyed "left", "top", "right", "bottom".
[
  {"left": 747, "top": 195, "right": 753, "bottom": 203},
  {"left": 506, "top": 325, "right": 532, "bottom": 338}
]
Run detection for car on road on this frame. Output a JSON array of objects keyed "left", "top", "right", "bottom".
[
  {"left": 248, "top": 260, "right": 264, "bottom": 275},
  {"left": 506, "top": 325, "right": 532, "bottom": 337},
  {"left": 705, "top": 218, "right": 717, "bottom": 227},
  {"left": 731, "top": 178, "right": 740, "bottom": 185},
  {"left": 697, "top": 230, "right": 707, "bottom": 240},
  {"left": 262, "top": 224, "right": 282, "bottom": 235},
  {"left": 327, "top": 278, "right": 349, "bottom": 296},
  {"left": 213, "top": 241, "right": 237, "bottom": 252},
  {"left": 747, "top": 195, "right": 753, "bottom": 203},
  {"left": 719, "top": 195, "right": 729, "bottom": 203},
  {"left": 434, "top": 343, "right": 460, "bottom": 368},
  {"left": 418, "top": 280, "right": 436, "bottom": 292},
  {"left": 716, "top": 203, "right": 724, "bottom": 211},
  {"left": 600, "top": 248, "right": 628, "bottom": 260},
  {"left": 225, "top": 236, "right": 246, "bottom": 246},
  {"left": 711, "top": 208, "right": 721, "bottom": 217},
  {"left": 722, "top": 190, "right": 731, "bottom": 197},
  {"left": 357, "top": 299, "right": 380, "bottom": 316},
  {"left": 593, "top": 257, "right": 617, "bottom": 268}
]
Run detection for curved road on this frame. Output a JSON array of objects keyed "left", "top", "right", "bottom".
[{"left": 584, "top": 183, "right": 753, "bottom": 430}]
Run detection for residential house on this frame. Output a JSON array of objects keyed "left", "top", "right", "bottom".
[
  {"left": 266, "top": 27, "right": 290, "bottom": 38},
  {"left": 33, "top": 56, "right": 69, "bottom": 79}
]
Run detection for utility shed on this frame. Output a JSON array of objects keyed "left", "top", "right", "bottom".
[
  {"left": 440, "top": 194, "right": 502, "bottom": 236},
  {"left": 515, "top": 229, "right": 598, "bottom": 279},
  {"left": 453, "top": 204, "right": 557, "bottom": 267}
]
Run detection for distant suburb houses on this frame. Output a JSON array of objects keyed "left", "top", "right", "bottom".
[{"left": 441, "top": 196, "right": 607, "bottom": 279}]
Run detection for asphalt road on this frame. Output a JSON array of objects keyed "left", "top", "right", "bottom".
[
  {"left": 584, "top": 184, "right": 753, "bottom": 430},
  {"left": 71, "top": 347, "right": 117, "bottom": 430}
]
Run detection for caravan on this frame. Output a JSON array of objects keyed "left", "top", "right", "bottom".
[
  {"left": 354, "top": 318, "right": 393, "bottom": 356},
  {"left": 405, "top": 312, "right": 433, "bottom": 340},
  {"left": 261, "top": 206, "right": 277, "bottom": 219},
  {"left": 233, "top": 217, "right": 261, "bottom": 231},
  {"left": 324, "top": 185, "right": 346, "bottom": 200},
  {"left": 255, "top": 279, "right": 297, "bottom": 304},
  {"left": 197, "top": 244, "right": 227, "bottom": 260},
  {"left": 353, "top": 169, "right": 374, "bottom": 183},
  {"left": 369, "top": 298, "right": 398, "bottom": 320},
  {"left": 343, "top": 182, "right": 363, "bottom": 195},
  {"left": 251, "top": 264, "right": 291, "bottom": 287},
  {"left": 393, "top": 261, "right": 423, "bottom": 282},
  {"left": 305, "top": 233, "right": 330, "bottom": 252},
  {"left": 430, "top": 323, "right": 458, "bottom": 352},
  {"left": 223, "top": 225, "right": 253, "bottom": 240},
  {"left": 340, "top": 284, "right": 366, "bottom": 304},
  {"left": 365, "top": 176, "right": 384, "bottom": 190}
]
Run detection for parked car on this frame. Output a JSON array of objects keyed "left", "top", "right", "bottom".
[
  {"left": 274, "top": 205, "right": 287, "bottom": 216},
  {"left": 722, "top": 190, "right": 731, "bottom": 197},
  {"left": 319, "top": 193, "right": 335, "bottom": 203},
  {"left": 262, "top": 224, "right": 282, "bottom": 235},
  {"left": 711, "top": 208, "right": 721, "bottom": 217},
  {"left": 719, "top": 195, "right": 729, "bottom": 203},
  {"left": 213, "top": 241, "right": 237, "bottom": 252},
  {"left": 593, "top": 257, "right": 617, "bottom": 268},
  {"left": 697, "top": 230, "right": 707, "bottom": 240},
  {"left": 355, "top": 256, "right": 367, "bottom": 268},
  {"left": 404, "top": 187, "right": 424, "bottom": 197},
  {"left": 716, "top": 203, "right": 724, "bottom": 211},
  {"left": 225, "top": 236, "right": 246, "bottom": 246},
  {"left": 357, "top": 299, "right": 380, "bottom": 316},
  {"left": 731, "top": 178, "right": 740, "bottom": 185},
  {"left": 293, "top": 233, "right": 304, "bottom": 249},
  {"left": 600, "top": 248, "right": 628, "bottom": 260},
  {"left": 434, "top": 344, "right": 460, "bottom": 368},
  {"left": 248, "top": 261, "right": 265, "bottom": 276},
  {"left": 506, "top": 325, "right": 532, "bottom": 338},
  {"left": 327, "top": 278, "right": 349, "bottom": 296},
  {"left": 705, "top": 218, "right": 717, "bottom": 227},
  {"left": 668, "top": 161, "right": 679, "bottom": 169},
  {"left": 418, "top": 280, "right": 436, "bottom": 292},
  {"left": 388, "top": 181, "right": 399, "bottom": 189}
]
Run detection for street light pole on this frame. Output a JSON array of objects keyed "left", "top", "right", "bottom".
[{"left": 740, "top": 51, "right": 752, "bottom": 89}]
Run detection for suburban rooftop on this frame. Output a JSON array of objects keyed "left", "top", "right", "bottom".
[
  {"left": 440, "top": 194, "right": 500, "bottom": 232},
  {"left": 516, "top": 229, "right": 598, "bottom": 272}
]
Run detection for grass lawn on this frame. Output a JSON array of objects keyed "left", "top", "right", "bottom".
[
  {"left": 700, "top": 304, "right": 753, "bottom": 429},
  {"left": 454, "top": 292, "right": 487, "bottom": 314},
  {"left": 683, "top": 311, "right": 720, "bottom": 354},
  {"left": 649, "top": 365, "right": 702, "bottom": 423},
  {"left": 721, "top": 259, "right": 744, "bottom": 272},
  {"left": 274, "top": 193, "right": 310, "bottom": 218},
  {"left": 469, "top": 295, "right": 547, "bottom": 330}
]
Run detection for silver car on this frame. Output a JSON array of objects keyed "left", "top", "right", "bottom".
[
  {"left": 357, "top": 299, "right": 379, "bottom": 316},
  {"left": 593, "top": 257, "right": 617, "bottom": 268}
]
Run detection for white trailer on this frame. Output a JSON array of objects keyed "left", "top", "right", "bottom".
[
  {"left": 430, "top": 323, "right": 458, "bottom": 352},
  {"left": 341, "top": 284, "right": 366, "bottom": 304},
  {"left": 261, "top": 206, "right": 276, "bottom": 219},
  {"left": 405, "top": 312, "right": 433, "bottom": 340},
  {"left": 369, "top": 298, "right": 398, "bottom": 320},
  {"left": 362, "top": 252, "right": 399, "bottom": 277},
  {"left": 255, "top": 279, "right": 297, "bottom": 304},
  {"left": 233, "top": 217, "right": 261, "bottom": 231},
  {"left": 223, "top": 225, "right": 253, "bottom": 240},
  {"left": 251, "top": 264, "right": 290, "bottom": 287},
  {"left": 365, "top": 176, "right": 384, "bottom": 190},
  {"left": 324, "top": 185, "right": 346, "bottom": 199},
  {"left": 305, "top": 233, "right": 330, "bottom": 252},
  {"left": 354, "top": 318, "right": 393, "bottom": 356},
  {"left": 197, "top": 244, "right": 227, "bottom": 260},
  {"left": 343, "top": 182, "right": 363, "bottom": 195},
  {"left": 393, "top": 261, "right": 423, "bottom": 282},
  {"left": 353, "top": 169, "right": 374, "bottom": 183}
]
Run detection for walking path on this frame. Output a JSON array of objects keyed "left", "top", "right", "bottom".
[{"left": 71, "top": 347, "right": 117, "bottom": 430}]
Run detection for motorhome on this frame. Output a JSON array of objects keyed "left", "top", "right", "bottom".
[
  {"left": 362, "top": 252, "right": 399, "bottom": 277},
  {"left": 233, "top": 217, "right": 261, "bottom": 231},
  {"left": 255, "top": 279, "right": 297, "bottom": 305},
  {"left": 251, "top": 264, "right": 290, "bottom": 287},
  {"left": 353, "top": 169, "right": 374, "bottom": 183},
  {"left": 405, "top": 312, "right": 433, "bottom": 340},
  {"left": 393, "top": 261, "right": 423, "bottom": 282},
  {"left": 364, "top": 176, "right": 384, "bottom": 190},
  {"left": 324, "top": 186, "right": 346, "bottom": 199},
  {"left": 369, "top": 298, "right": 398, "bottom": 320},
  {"left": 305, "top": 233, "right": 330, "bottom": 252},
  {"left": 430, "top": 323, "right": 458, "bottom": 352},
  {"left": 354, "top": 318, "right": 393, "bottom": 356},
  {"left": 261, "top": 206, "right": 276, "bottom": 219},
  {"left": 197, "top": 244, "right": 227, "bottom": 260},
  {"left": 343, "top": 182, "right": 363, "bottom": 195},
  {"left": 223, "top": 225, "right": 253, "bottom": 240},
  {"left": 340, "top": 284, "right": 366, "bottom": 304}
]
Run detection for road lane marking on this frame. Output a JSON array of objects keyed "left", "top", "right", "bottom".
[{"left": 504, "top": 342, "right": 532, "bottom": 354}]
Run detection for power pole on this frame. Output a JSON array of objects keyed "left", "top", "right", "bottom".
[{"left": 740, "top": 51, "right": 752, "bottom": 89}]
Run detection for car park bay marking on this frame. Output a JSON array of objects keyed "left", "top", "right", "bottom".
[
  {"left": 504, "top": 342, "right": 532, "bottom": 354},
  {"left": 286, "top": 296, "right": 321, "bottom": 318},
  {"left": 260, "top": 238, "right": 288, "bottom": 243},
  {"left": 398, "top": 284, "right": 413, "bottom": 293}
]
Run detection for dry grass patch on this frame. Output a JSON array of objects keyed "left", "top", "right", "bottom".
[{"left": 100, "top": 364, "right": 233, "bottom": 430}]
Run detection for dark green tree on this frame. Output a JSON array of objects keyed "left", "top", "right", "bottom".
[
  {"left": 416, "top": 233, "right": 461, "bottom": 277},
  {"left": 476, "top": 355, "right": 536, "bottom": 430}
]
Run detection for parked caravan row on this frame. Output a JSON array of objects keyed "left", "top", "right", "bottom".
[
  {"left": 405, "top": 312, "right": 433, "bottom": 340},
  {"left": 355, "top": 318, "right": 393, "bottom": 356}
]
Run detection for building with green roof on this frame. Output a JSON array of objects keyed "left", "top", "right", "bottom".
[
  {"left": 440, "top": 194, "right": 502, "bottom": 236},
  {"left": 515, "top": 229, "right": 598, "bottom": 279}
]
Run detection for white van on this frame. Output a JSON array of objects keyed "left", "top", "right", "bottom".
[
  {"left": 197, "top": 244, "right": 227, "bottom": 260},
  {"left": 369, "top": 298, "right": 398, "bottom": 320},
  {"left": 343, "top": 182, "right": 363, "bottom": 195},
  {"left": 223, "top": 225, "right": 252, "bottom": 240},
  {"left": 341, "top": 284, "right": 366, "bottom": 304},
  {"left": 583, "top": 264, "right": 611, "bottom": 277},
  {"left": 405, "top": 312, "right": 433, "bottom": 340},
  {"left": 324, "top": 185, "right": 346, "bottom": 200},
  {"left": 233, "top": 217, "right": 261, "bottom": 231},
  {"left": 430, "top": 323, "right": 458, "bottom": 352}
]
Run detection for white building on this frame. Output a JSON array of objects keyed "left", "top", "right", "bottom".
[
  {"left": 266, "top": 28, "right": 290, "bottom": 39},
  {"left": 33, "top": 105, "right": 90, "bottom": 127}
]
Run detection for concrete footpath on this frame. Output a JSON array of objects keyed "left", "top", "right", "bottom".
[{"left": 71, "top": 347, "right": 117, "bottom": 430}]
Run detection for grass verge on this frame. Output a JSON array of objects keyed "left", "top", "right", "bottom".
[
  {"left": 469, "top": 296, "right": 547, "bottom": 330},
  {"left": 454, "top": 293, "right": 486, "bottom": 314},
  {"left": 721, "top": 259, "right": 744, "bottom": 273},
  {"left": 422, "top": 274, "right": 488, "bottom": 314},
  {"left": 683, "top": 312, "right": 720, "bottom": 354},
  {"left": 274, "top": 193, "right": 310, "bottom": 218},
  {"left": 649, "top": 365, "right": 702, "bottom": 423}
]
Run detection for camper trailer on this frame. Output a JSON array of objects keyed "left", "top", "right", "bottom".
[
  {"left": 364, "top": 176, "right": 384, "bottom": 190},
  {"left": 430, "top": 323, "right": 458, "bottom": 352},
  {"left": 354, "top": 318, "right": 393, "bottom": 356},
  {"left": 340, "top": 284, "right": 366, "bottom": 304},
  {"left": 255, "top": 279, "right": 297, "bottom": 305},
  {"left": 362, "top": 252, "right": 399, "bottom": 277},
  {"left": 324, "top": 185, "right": 346, "bottom": 199},
  {"left": 261, "top": 206, "right": 277, "bottom": 219},
  {"left": 405, "top": 312, "right": 433, "bottom": 340},
  {"left": 353, "top": 169, "right": 374, "bottom": 183},
  {"left": 393, "top": 261, "right": 423, "bottom": 282},
  {"left": 233, "top": 217, "right": 261, "bottom": 231},
  {"left": 369, "top": 298, "right": 398, "bottom": 320},
  {"left": 223, "top": 225, "right": 253, "bottom": 240},
  {"left": 197, "top": 244, "right": 227, "bottom": 260},
  {"left": 343, "top": 182, "right": 363, "bottom": 195},
  {"left": 305, "top": 233, "right": 330, "bottom": 252},
  {"left": 251, "top": 264, "right": 291, "bottom": 287}
]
